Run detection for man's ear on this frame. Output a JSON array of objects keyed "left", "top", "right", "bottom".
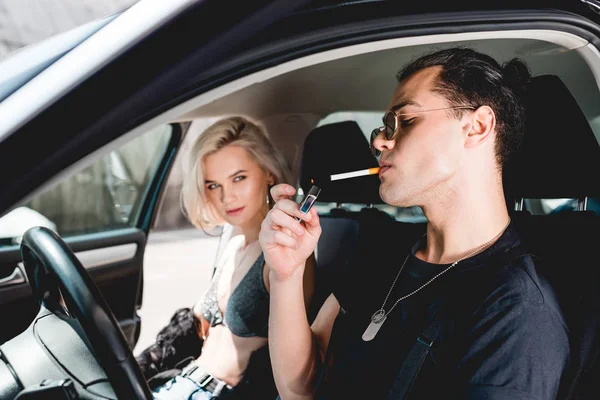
[{"left": 464, "top": 105, "right": 496, "bottom": 149}]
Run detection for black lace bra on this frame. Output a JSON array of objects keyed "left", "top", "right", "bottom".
[{"left": 198, "top": 252, "right": 269, "bottom": 338}]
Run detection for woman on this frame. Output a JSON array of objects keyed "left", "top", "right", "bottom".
[{"left": 143, "top": 116, "right": 315, "bottom": 399}]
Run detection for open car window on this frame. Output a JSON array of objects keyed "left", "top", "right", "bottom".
[
  {"left": 524, "top": 198, "right": 600, "bottom": 215},
  {"left": 0, "top": 124, "right": 173, "bottom": 245},
  {"left": 317, "top": 111, "right": 383, "bottom": 141}
]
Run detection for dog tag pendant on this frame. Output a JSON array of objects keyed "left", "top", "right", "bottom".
[{"left": 362, "top": 309, "right": 387, "bottom": 341}]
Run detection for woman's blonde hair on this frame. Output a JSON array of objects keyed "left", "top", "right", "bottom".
[{"left": 181, "top": 116, "right": 292, "bottom": 230}]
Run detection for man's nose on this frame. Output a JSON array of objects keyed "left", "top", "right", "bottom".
[{"left": 372, "top": 130, "right": 396, "bottom": 154}]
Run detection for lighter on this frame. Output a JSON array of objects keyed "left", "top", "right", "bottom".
[{"left": 296, "top": 185, "right": 321, "bottom": 222}]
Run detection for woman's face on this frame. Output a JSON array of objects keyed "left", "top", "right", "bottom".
[{"left": 203, "top": 145, "right": 273, "bottom": 229}]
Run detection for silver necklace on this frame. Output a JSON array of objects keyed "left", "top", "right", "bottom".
[{"left": 362, "top": 218, "right": 511, "bottom": 341}]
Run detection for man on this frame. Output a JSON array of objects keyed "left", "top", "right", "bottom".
[{"left": 259, "top": 48, "right": 569, "bottom": 399}]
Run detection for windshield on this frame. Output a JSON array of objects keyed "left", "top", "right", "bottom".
[
  {"left": 0, "top": 2, "right": 136, "bottom": 101},
  {"left": 0, "top": 1, "right": 137, "bottom": 60}
]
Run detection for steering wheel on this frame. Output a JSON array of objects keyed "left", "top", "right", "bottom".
[{"left": 20, "top": 226, "right": 152, "bottom": 399}]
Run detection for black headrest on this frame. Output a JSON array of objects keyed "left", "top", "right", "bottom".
[
  {"left": 504, "top": 75, "right": 600, "bottom": 199},
  {"left": 300, "top": 121, "right": 383, "bottom": 204}
]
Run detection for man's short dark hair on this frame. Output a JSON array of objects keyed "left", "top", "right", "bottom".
[{"left": 396, "top": 47, "right": 531, "bottom": 168}]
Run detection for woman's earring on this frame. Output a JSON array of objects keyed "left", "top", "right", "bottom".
[{"left": 266, "top": 183, "right": 273, "bottom": 205}]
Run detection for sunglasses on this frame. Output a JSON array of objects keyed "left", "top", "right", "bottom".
[{"left": 370, "top": 105, "right": 477, "bottom": 157}]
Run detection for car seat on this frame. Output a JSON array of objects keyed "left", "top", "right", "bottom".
[{"left": 504, "top": 74, "right": 600, "bottom": 400}]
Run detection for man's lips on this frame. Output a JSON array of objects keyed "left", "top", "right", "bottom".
[
  {"left": 226, "top": 207, "right": 245, "bottom": 216},
  {"left": 379, "top": 162, "right": 392, "bottom": 177}
]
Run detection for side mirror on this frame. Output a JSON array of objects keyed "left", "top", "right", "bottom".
[
  {"left": 104, "top": 153, "right": 140, "bottom": 223},
  {"left": 0, "top": 207, "right": 57, "bottom": 245}
]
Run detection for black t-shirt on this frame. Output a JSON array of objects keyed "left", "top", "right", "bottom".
[{"left": 323, "top": 220, "right": 570, "bottom": 400}]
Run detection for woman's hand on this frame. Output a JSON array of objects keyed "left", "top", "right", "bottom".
[{"left": 259, "top": 184, "right": 321, "bottom": 282}]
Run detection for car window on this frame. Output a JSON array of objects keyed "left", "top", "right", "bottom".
[
  {"left": 317, "top": 111, "right": 383, "bottom": 141},
  {"left": 0, "top": 124, "right": 173, "bottom": 245},
  {"left": 314, "top": 201, "right": 427, "bottom": 223},
  {"left": 523, "top": 198, "right": 600, "bottom": 215}
]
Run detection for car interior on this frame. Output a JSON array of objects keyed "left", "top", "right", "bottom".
[
  {"left": 3, "top": 15, "right": 600, "bottom": 399},
  {"left": 176, "top": 32, "right": 600, "bottom": 399}
]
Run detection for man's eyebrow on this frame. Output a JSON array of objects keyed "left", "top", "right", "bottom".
[
  {"left": 204, "top": 169, "right": 248, "bottom": 184},
  {"left": 390, "top": 100, "right": 421, "bottom": 113}
]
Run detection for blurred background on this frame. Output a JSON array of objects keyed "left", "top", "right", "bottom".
[{"left": 0, "top": 0, "right": 137, "bottom": 59}]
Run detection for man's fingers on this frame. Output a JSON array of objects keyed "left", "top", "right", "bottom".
[
  {"left": 261, "top": 209, "right": 301, "bottom": 240},
  {"left": 305, "top": 207, "right": 319, "bottom": 226},
  {"left": 304, "top": 207, "right": 321, "bottom": 234},
  {"left": 272, "top": 224, "right": 295, "bottom": 238},
  {"left": 261, "top": 229, "right": 298, "bottom": 249},
  {"left": 273, "top": 199, "right": 311, "bottom": 223},
  {"left": 269, "top": 184, "right": 316, "bottom": 223},
  {"left": 270, "top": 184, "right": 297, "bottom": 203},
  {"left": 270, "top": 209, "right": 305, "bottom": 236}
]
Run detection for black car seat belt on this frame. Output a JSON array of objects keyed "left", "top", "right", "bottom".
[{"left": 386, "top": 306, "right": 445, "bottom": 400}]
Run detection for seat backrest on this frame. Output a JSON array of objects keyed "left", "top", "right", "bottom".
[
  {"left": 503, "top": 75, "right": 600, "bottom": 399},
  {"left": 299, "top": 120, "right": 383, "bottom": 205}
]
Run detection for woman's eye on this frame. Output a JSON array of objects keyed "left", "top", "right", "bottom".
[
  {"left": 233, "top": 175, "right": 246, "bottom": 182},
  {"left": 207, "top": 183, "right": 219, "bottom": 190}
]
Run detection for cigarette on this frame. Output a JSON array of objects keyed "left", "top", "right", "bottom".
[{"left": 330, "top": 167, "right": 381, "bottom": 181}]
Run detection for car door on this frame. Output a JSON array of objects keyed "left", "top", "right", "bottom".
[{"left": 0, "top": 122, "right": 182, "bottom": 346}]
